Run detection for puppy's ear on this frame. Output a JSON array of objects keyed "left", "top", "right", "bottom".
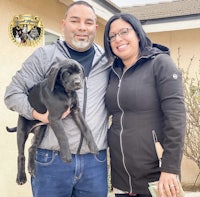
[{"left": 47, "top": 64, "right": 61, "bottom": 92}]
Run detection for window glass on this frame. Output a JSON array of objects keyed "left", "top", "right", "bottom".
[{"left": 44, "top": 31, "right": 62, "bottom": 45}]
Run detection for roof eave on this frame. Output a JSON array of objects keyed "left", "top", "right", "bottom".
[{"left": 142, "top": 14, "right": 200, "bottom": 33}]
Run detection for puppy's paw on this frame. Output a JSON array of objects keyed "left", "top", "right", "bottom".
[
  {"left": 28, "top": 165, "right": 36, "bottom": 177},
  {"left": 61, "top": 152, "right": 72, "bottom": 163},
  {"left": 89, "top": 143, "right": 99, "bottom": 154},
  {"left": 16, "top": 173, "right": 27, "bottom": 185},
  {"left": 62, "top": 156, "right": 72, "bottom": 163}
]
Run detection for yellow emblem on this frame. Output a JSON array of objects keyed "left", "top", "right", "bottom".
[{"left": 9, "top": 14, "right": 44, "bottom": 46}]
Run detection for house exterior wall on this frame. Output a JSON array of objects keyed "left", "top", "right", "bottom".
[
  {"left": 0, "top": 1, "right": 66, "bottom": 196},
  {"left": 0, "top": 0, "right": 104, "bottom": 196},
  {"left": 0, "top": 0, "right": 199, "bottom": 196},
  {"left": 148, "top": 29, "right": 200, "bottom": 71}
]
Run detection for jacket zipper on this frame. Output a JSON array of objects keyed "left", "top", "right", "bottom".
[
  {"left": 82, "top": 53, "right": 106, "bottom": 117},
  {"left": 82, "top": 76, "right": 88, "bottom": 117},
  {"left": 77, "top": 53, "right": 107, "bottom": 153},
  {"left": 58, "top": 40, "right": 109, "bottom": 153},
  {"left": 114, "top": 69, "right": 133, "bottom": 193},
  {"left": 58, "top": 40, "right": 106, "bottom": 117}
]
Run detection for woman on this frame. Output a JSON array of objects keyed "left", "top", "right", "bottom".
[{"left": 104, "top": 13, "right": 186, "bottom": 197}]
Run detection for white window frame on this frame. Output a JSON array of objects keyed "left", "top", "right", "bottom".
[{"left": 43, "top": 28, "right": 63, "bottom": 45}]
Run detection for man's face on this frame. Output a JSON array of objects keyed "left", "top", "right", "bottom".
[{"left": 62, "top": 4, "right": 97, "bottom": 52}]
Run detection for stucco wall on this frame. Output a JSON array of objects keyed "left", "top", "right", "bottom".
[
  {"left": 0, "top": 1, "right": 65, "bottom": 196},
  {"left": 0, "top": 0, "right": 105, "bottom": 196},
  {"left": 148, "top": 29, "right": 200, "bottom": 71}
]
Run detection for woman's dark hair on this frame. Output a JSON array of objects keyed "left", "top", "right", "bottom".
[{"left": 104, "top": 13, "right": 152, "bottom": 63}]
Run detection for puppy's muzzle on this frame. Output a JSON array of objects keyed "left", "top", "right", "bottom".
[
  {"left": 74, "top": 80, "right": 82, "bottom": 89},
  {"left": 74, "top": 79, "right": 82, "bottom": 86},
  {"left": 68, "top": 78, "right": 83, "bottom": 91}
]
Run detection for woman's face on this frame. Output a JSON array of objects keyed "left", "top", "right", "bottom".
[{"left": 109, "top": 19, "right": 140, "bottom": 67}]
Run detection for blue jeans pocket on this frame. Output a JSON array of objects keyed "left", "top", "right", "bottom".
[
  {"left": 35, "top": 149, "right": 57, "bottom": 166},
  {"left": 94, "top": 150, "right": 107, "bottom": 162}
]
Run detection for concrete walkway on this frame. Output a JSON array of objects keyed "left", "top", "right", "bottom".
[
  {"left": 108, "top": 191, "right": 200, "bottom": 197},
  {"left": 185, "top": 192, "right": 200, "bottom": 197}
]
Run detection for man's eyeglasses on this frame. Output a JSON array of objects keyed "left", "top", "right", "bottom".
[{"left": 108, "top": 28, "right": 133, "bottom": 42}]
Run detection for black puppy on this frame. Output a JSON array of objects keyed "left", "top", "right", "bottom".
[{"left": 6, "top": 59, "right": 98, "bottom": 185}]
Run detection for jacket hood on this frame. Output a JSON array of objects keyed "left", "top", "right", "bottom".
[{"left": 141, "top": 43, "right": 170, "bottom": 58}]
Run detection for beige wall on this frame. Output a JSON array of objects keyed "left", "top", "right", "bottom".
[
  {"left": 0, "top": 0, "right": 200, "bottom": 196},
  {"left": 148, "top": 29, "right": 200, "bottom": 72},
  {"left": 0, "top": 1, "right": 66, "bottom": 196},
  {"left": 0, "top": 0, "right": 104, "bottom": 196}
]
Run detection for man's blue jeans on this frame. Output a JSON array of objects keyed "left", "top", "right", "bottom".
[{"left": 31, "top": 148, "right": 108, "bottom": 197}]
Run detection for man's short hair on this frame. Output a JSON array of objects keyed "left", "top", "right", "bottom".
[{"left": 64, "top": 1, "right": 96, "bottom": 18}]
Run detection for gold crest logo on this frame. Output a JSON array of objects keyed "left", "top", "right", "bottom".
[{"left": 9, "top": 14, "right": 44, "bottom": 46}]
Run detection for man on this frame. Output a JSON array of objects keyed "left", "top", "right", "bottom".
[{"left": 4, "top": 1, "right": 110, "bottom": 197}]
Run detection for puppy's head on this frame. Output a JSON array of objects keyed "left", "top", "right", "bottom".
[{"left": 48, "top": 59, "right": 84, "bottom": 92}]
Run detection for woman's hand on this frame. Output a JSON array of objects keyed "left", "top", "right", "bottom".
[
  {"left": 158, "top": 172, "right": 179, "bottom": 197},
  {"left": 32, "top": 108, "right": 71, "bottom": 123}
]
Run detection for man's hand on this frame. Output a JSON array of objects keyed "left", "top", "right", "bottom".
[
  {"left": 32, "top": 108, "right": 71, "bottom": 123},
  {"left": 61, "top": 108, "right": 71, "bottom": 119}
]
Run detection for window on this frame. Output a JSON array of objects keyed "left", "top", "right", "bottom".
[{"left": 44, "top": 30, "right": 63, "bottom": 45}]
